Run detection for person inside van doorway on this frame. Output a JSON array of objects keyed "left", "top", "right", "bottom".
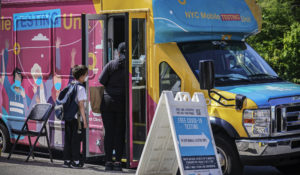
[
  {"left": 63, "top": 65, "right": 88, "bottom": 168},
  {"left": 99, "top": 42, "right": 126, "bottom": 171}
]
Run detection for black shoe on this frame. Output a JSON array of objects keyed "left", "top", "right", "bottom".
[
  {"left": 105, "top": 162, "right": 113, "bottom": 171},
  {"left": 70, "top": 161, "right": 81, "bottom": 168},
  {"left": 113, "top": 162, "right": 122, "bottom": 171},
  {"left": 79, "top": 161, "right": 84, "bottom": 168},
  {"left": 62, "top": 161, "right": 71, "bottom": 168}
]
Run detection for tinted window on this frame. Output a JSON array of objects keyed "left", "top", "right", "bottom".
[
  {"left": 159, "top": 62, "right": 181, "bottom": 95},
  {"left": 178, "top": 41, "right": 281, "bottom": 86}
]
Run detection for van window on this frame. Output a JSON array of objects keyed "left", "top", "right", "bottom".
[
  {"left": 178, "top": 41, "right": 281, "bottom": 87},
  {"left": 159, "top": 62, "right": 181, "bottom": 95}
]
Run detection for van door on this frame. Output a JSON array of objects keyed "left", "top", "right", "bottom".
[
  {"left": 82, "top": 14, "right": 107, "bottom": 158},
  {"left": 82, "top": 12, "right": 148, "bottom": 166},
  {"left": 127, "top": 12, "right": 147, "bottom": 168}
]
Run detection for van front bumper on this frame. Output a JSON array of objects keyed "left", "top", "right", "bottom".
[{"left": 235, "top": 135, "right": 300, "bottom": 165}]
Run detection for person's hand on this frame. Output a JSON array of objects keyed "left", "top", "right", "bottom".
[
  {"left": 36, "top": 96, "right": 40, "bottom": 104},
  {"left": 33, "top": 86, "right": 37, "bottom": 94},
  {"left": 71, "top": 48, "right": 76, "bottom": 59},
  {"left": 71, "top": 48, "right": 76, "bottom": 67},
  {"left": 56, "top": 37, "right": 61, "bottom": 48},
  {"left": 83, "top": 120, "right": 88, "bottom": 129}
]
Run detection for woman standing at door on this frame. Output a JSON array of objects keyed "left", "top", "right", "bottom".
[{"left": 99, "top": 42, "right": 126, "bottom": 171}]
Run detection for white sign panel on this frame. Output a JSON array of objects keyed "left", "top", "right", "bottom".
[{"left": 136, "top": 91, "right": 222, "bottom": 175}]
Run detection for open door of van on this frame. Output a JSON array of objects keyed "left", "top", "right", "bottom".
[
  {"left": 82, "top": 14, "right": 107, "bottom": 158},
  {"left": 82, "top": 12, "right": 148, "bottom": 167},
  {"left": 127, "top": 11, "right": 147, "bottom": 168}
]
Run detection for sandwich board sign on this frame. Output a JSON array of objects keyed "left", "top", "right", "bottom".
[{"left": 136, "top": 91, "right": 222, "bottom": 175}]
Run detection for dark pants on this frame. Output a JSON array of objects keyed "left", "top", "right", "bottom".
[
  {"left": 102, "top": 111, "right": 126, "bottom": 162},
  {"left": 63, "top": 119, "right": 82, "bottom": 161}
]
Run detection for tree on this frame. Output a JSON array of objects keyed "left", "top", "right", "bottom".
[{"left": 247, "top": 0, "right": 300, "bottom": 83}]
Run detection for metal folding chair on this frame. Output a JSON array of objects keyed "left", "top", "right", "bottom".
[{"left": 7, "top": 103, "right": 54, "bottom": 162}]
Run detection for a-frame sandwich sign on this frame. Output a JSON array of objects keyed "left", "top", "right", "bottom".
[{"left": 136, "top": 91, "right": 222, "bottom": 175}]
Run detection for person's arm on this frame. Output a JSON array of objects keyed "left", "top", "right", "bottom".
[
  {"left": 1, "top": 47, "right": 9, "bottom": 85},
  {"left": 28, "top": 88, "right": 38, "bottom": 110},
  {"left": 68, "top": 48, "right": 76, "bottom": 84},
  {"left": 4, "top": 40, "right": 9, "bottom": 67},
  {"left": 3, "top": 50, "right": 13, "bottom": 98},
  {"left": 77, "top": 86, "right": 88, "bottom": 128},
  {"left": 44, "top": 76, "right": 54, "bottom": 101},
  {"left": 21, "top": 90, "right": 30, "bottom": 117},
  {"left": 98, "top": 63, "right": 110, "bottom": 86},
  {"left": 71, "top": 48, "right": 76, "bottom": 68},
  {"left": 3, "top": 72, "right": 12, "bottom": 97},
  {"left": 79, "top": 100, "right": 87, "bottom": 129},
  {"left": 55, "top": 38, "right": 61, "bottom": 71}
]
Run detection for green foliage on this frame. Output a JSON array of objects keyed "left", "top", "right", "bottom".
[{"left": 247, "top": 0, "right": 300, "bottom": 83}]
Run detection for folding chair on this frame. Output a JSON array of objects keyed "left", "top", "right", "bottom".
[{"left": 7, "top": 103, "right": 54, "bottom": 162}]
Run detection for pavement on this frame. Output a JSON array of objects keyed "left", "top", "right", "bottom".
[
  {"left": 0, "top": 152, "right": 136, "bottom": 175},
  {"left": 0, "top": 151, "right": 294, "bottom": 175}
]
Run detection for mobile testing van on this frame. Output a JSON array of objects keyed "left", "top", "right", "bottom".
[{"left": 1, "top": 0, "right": 300, "bottom": 175}]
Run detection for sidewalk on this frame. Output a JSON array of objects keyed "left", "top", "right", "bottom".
[
  {"left": 0, "top": 152, "right": 286, "bottom": 175},
  {"left": 0, "top": 152, "right": 136, "bottom": 175}
]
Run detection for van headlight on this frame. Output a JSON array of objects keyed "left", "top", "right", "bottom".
[{"left": 243, "top": 109, "right": 271, "bottom": 137}]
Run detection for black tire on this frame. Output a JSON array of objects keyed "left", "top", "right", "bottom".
[
  {"left": 0, "top": 123, "right": 11, "bottom": 152},
  {"left": 214, "top": 133, "right": 243, "bottom": 175},
  {"left": 276, "top": 164, "right": 300, "bottom": 175}
]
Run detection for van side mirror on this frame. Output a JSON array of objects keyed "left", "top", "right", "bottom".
[
  {"left": 198, "top": 60, "right": 246, "bottom": 110},
  {"left": 199, "top": 60, "right": 215, "bottom": 90}
]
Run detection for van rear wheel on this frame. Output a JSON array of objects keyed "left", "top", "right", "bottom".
[
  {"left": 215, "top": 133, "right": 243, "bottom": 175},
  {"left": 0, "top": 123, "right": 11, "bottom": 152}
]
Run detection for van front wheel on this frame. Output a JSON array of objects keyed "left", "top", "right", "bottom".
[{"left": 215, "top": 133, "right": 243, "bottom": 175}]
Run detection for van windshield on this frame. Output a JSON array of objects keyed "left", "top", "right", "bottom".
[{"left": 178, "top": 41, "right": 282, "bottom": 87}]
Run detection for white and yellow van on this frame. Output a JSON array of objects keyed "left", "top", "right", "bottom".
[{"left": 1, "top": 0, "right": 300, "bottom": 174}]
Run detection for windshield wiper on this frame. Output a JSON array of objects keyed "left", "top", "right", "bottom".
[
  {"left": 215, "top": 76, "right": 252, "bottom": 82},
  {"left": 248, "top": 73, "right": 282, "bottom": 80}
]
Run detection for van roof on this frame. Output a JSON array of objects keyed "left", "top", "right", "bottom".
[{"left": 98, "top": 0, "right": 262, "bottom": 43}]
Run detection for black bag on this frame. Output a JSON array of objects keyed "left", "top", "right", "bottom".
[{"left": 55, "top": 82, "right": 82, "bottom": 121}]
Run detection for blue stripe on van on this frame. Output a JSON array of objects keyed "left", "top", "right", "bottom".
[{"left": 13, "top": 9, "right": 61, "bottom": 31}]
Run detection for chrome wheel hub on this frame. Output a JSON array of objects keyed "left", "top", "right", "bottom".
[{"left": 217, "top": 146, "right": 229, "bottom": 174}]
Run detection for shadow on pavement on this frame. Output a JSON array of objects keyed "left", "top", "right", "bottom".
[{"left": 0, "top": 150, "right": 136, "bottom": 175}]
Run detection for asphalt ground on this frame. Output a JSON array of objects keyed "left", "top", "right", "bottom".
[
  {"left": 0, "top": 146, "right": 296, "bottom": 175},
  {"left": 0, "top": 152, "right": 135, "bottom": 175}
]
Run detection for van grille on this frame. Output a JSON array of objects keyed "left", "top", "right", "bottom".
[{"left": 274, "top": 104, "right": 300, "bottom": 135}]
